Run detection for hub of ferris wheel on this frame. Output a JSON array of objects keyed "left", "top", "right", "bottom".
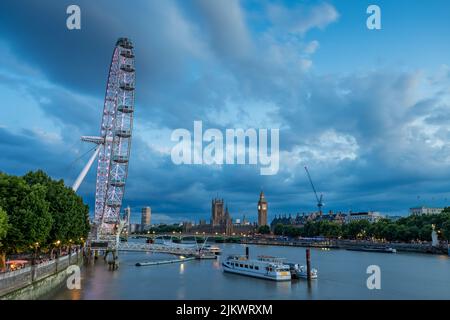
[{"left": 72, "top": 38, "right": 136, "bottom": 251}]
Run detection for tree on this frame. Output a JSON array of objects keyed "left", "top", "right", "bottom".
[
  {"left": 0, "top": 207, "right": 7, "bottom": 241},
  {"left": 258, "top": 225, "right": 270, "bottom": 234},
  {"left": 16, "top": 184, "right": 52, "bottom": 248},
  {"left": 442, "top": 221, "right": 450, "bottom": 241},
  {"left": 419, "top": 225, "right": 432, "bottom": 241},
  {"left": 343, "top": 220, "right": 370, "bottom": 239},
  {"left": 23, "top": 171, "right": 90, "bottom": 244},
  {"left": 0, "top": 207, "right": 8, "bottom": 269},
  {"left": 406, "top": 225, "right": 420, "bottom": 241},
  {"left": 273, "top": 223, "right": 284, "bottom": 236},
  {"left": 322, "top": 222, "right": 342, "bottom": 238},
  {"left": 0, "top": 171, "right": 90, "bottom": 261},
  {"left": 303, "top": 221, "right": 317, "bottom": 237}
]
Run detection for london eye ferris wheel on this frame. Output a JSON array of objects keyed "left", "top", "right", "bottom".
[{"left": 72, "top": 38, "right": 136, "bottom": 245}]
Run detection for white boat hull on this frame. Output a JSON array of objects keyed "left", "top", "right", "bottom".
[{"left": 222, "top": 263, "right": 291, "bottom": 281}]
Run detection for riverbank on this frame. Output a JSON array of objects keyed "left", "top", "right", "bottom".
[
  {"left": 241, "top": 238, "right": 449, "bottom": 255},
  {"left": 0, "top": 251, "right": 83, "bottom": 300}
]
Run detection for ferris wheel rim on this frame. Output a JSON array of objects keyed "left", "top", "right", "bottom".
[{"left": 92, "top": 38, "right": 136, "bottom": 240}]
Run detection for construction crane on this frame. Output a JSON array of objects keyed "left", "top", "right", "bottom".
[{"left": 304, "top": 166, "right": 324, "bottom": 214}]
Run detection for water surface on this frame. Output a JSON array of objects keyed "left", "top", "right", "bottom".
[{"left": 47, "top": 242, "right": 450, "bottom": 300}]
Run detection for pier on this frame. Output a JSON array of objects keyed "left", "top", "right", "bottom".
[
  {"left": 117, "top": 242, "right": 217, "bottom": 257},
  {"left": 136, "top": 257, "right": 195, "bottom": 266}
]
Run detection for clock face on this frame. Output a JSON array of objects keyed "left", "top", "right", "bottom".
[
  {"left": 258, "top": 205, "right": 261, "bottom": 210},
  {"left": 262, "top": 204, "right": 266, "bottom": 210}
]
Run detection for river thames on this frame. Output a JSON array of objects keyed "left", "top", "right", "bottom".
[{"left": 46, "top": 242, "right": 450, "bottom": 300}]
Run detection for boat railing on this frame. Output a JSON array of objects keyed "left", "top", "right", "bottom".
[
  {"left": 227, "top": 254, "right": 248, "bottom": 260},
  {"left": 257, "top": 255, "right": 286, "bottom": 263}
]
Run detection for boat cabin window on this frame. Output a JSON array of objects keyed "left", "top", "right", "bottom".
[
  {"left": 276, "top": 267, "right": 288, "bottom": 272},
  {"left": 249, "top": 265, "right": 254, "bottom": 269},
  {"left": 240, "top": 264, "right": 243, "bottom": 268},
  {"left": 255, "top": 266, "right": 259, "bottom": 270}
]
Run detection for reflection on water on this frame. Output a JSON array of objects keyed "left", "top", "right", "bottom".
[
  {"left": 47, "top": 243, "right": 450, "bottom": 300},
  {"left": 179, "top": 263, "right": 184, "bottom": 275},
  {"left": 212, "top": 260, "right": 220, "bottom": 270},
  {"left": 69, "top": 289, "right": 81, "bottom": 300}
]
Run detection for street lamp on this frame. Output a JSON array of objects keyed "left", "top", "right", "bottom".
[
  {"left": 33, "top": 242, "right": 39, "bottom": 265},
  {"left": 55, "top": 240, "right": 61, "bottom": 258}
]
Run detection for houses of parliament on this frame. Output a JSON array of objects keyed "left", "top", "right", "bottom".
[{"left": 183, "top": 192, "right": 268, "bottom": 235}]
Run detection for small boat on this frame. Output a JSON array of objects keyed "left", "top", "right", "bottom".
[
  {"left": 346, "top": 246, "right": 397, "bottom": 253},
  {"left": 136, "top": 256, "right": 195, "bottom": 266},
  {"left": 195, "top": 252, "right": 217, "bottom": 260},
  {"left": 203, "top": 244, "right": 221, "bottom": 255},
  {"left": 222, "top": 255, "right": 291, "bottom": 281},
  {"left": 287, "top": 263, "right": 318, "bottom": 279}
]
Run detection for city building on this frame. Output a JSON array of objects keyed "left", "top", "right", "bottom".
[
  {"left": 141, "top": 207, "right": 151, "bottom": 231},
  {"left": 130, "top": 223, "right": 141, "bottom": 233},
  {"left": 182, "top": 221, "right": 193, "bottom": 232},
  {"left": 124, "top": 206, "right": 131, "bottom": 235},
  {"left": 257, "top": 191, "right": 268, "bottom": 226},
  {"left": 185, "top": 197, "right": 256, "bottom": 235},
  {"left": 211, "top": 198, "right": 225, "bottom": 226},
  {"left": 345, "top": 211, "right": 383, "bottom": 223},
  {"left": 270, "top": 211, "right": 347, "bottom": 231},
  {"left": 242, "top": 214, "right": 250, "bottom": 225},
  {"left": 409, "top": 206, "right": 444, "bottom": 216}
]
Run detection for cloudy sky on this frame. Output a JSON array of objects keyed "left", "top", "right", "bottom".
[{"left": 1, "top": 0, "right": 450, "bottom": 224}]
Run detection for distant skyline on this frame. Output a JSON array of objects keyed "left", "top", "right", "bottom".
[{"left": 1, "top": 1, "right": 450, "bottom": 224}]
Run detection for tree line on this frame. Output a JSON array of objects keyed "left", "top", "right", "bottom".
[
  {"left": 273, "top": 209, "right": 450, "bottom": 242},
  {"left": 135, "top": 224, "right": 183, "bottom": 234},
  {"left": 0, "top": 170, "right": 90, "bottom": 268}
]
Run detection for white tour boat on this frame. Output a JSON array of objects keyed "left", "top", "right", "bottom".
[
  {"left": 222, "top": 255, "right": 292, "bottom": 281},
  {"left": 203, "top": 244, "right": 221, "bottom": 255}
]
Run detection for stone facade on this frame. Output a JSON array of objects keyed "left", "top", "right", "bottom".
[
  {"left": 185, "top": 198, "right": 256, "bottom": 235},
  {"left": 257, "top": 191, "right": 268, "bottom": 226}
]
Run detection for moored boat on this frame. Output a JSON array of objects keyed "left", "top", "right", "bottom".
[
  {"left": 346, "top": 246, "right": 397, "bottom": 253},
  {"left": 203, "top": 244, "right": 221, "bottom": 255},
  {"left": 286, "top": 263, "right": 318, "bottom": 279},
  {"left": 222, "top": 255, "right": 291, "bottom": 281}
]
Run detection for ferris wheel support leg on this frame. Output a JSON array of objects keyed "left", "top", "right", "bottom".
[{"left": 72, "top": 146, "right": 102, "bottom": 192}]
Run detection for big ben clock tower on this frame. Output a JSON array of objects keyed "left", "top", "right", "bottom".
[{"left": 257, "top": 191, "right": 268, "bottom": 226}]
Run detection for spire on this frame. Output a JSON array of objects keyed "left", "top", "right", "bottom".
[{"left": 260, "top": 190, "right": 265, "bottom": 200}]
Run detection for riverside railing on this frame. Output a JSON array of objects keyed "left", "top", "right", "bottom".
[{"left": 0, "top": 251, "right": 81, "bottom": 297}]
